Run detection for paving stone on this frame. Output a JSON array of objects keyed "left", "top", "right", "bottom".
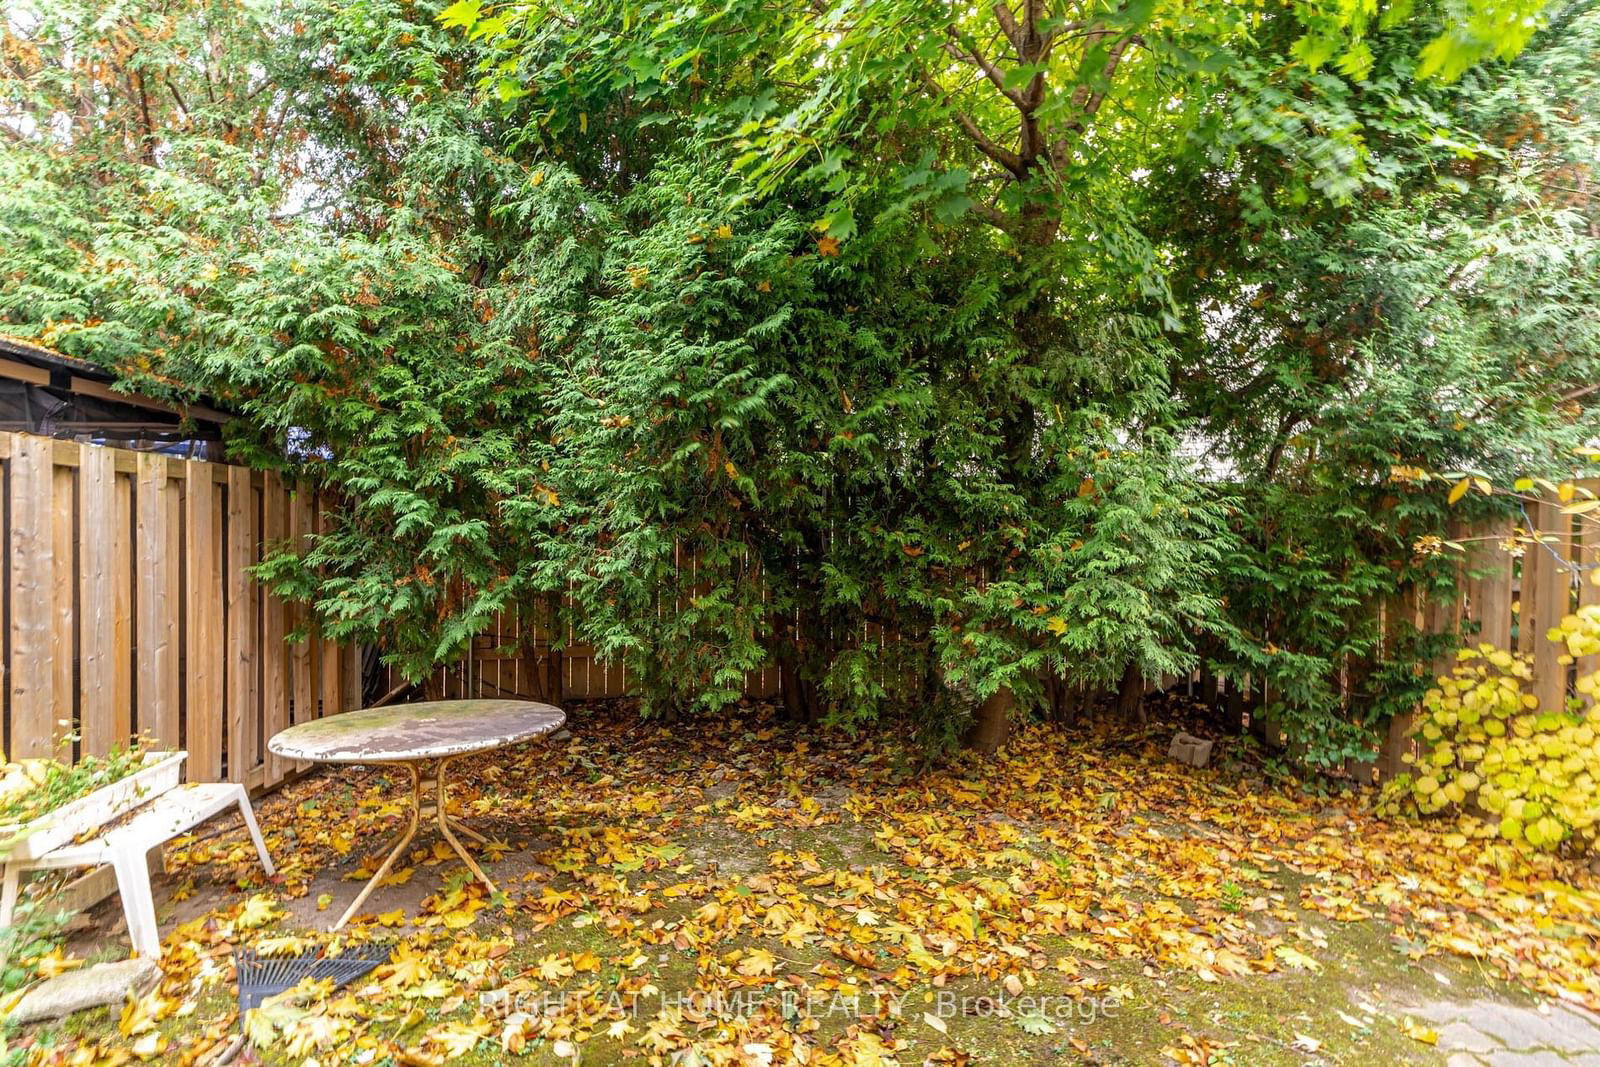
[
  {"left": 1438, "top": 1022, "right": 1505, "bottom": 1054},
  {"left": 1467, "top": 1004, "right": 1574, "bottom": 1049},
  {"left": 1402, "top": 998, "right": 1600, "bottom": 1063},
  {"left": 6, "top": 958, "right": 160, "bottom": 1023},
  {"left": 1482, "top": 1051, "right": 1572, "bottom": 1067},
  {"left": 1539, "top": 1005, "right": 1600, "bottom": 1055},
  {"left": 1447, "top": 1055, "right": 1487, "bottom": 1067}
]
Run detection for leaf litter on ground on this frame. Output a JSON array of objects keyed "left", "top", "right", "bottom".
[{"left": 14, "top": 699, "right": 1600, "bottom": 1065}]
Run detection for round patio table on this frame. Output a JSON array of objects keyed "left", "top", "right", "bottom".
[{"left": 268, "top": 699, "right": 565, "bottom": 930}]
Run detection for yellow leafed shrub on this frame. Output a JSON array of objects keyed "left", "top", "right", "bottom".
[{"left": 1379, "top": 605, "right": 1600, "bottom": 854}]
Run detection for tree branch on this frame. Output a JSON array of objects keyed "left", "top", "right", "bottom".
[
  {"left": 918, "top": 69, "right": 1025, "bottom": 178},
  {"left": 165, "top": 78, "right": 193, "bottom": 128},
  {"left": 1049, "top": 32, "right": 1137, "bottom": 169},
  {"left": 942, "top": 27, "right": 1027, "bottom": 109}
]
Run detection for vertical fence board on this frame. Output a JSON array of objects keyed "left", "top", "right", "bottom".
[
  {"left": 1531, "top": 499, "right": 1570, "bottom": 714},
  {"left": 8, "top": 435, "right": 55, "bottom": 758},
  {"left": 1471, "top": 518, "right": 1515, "bottom": 650},
  {"left": 184, "top": 466, "right": 224, "bottom": 781},
  {"left": 225, "top": 466, "right": 255, "bottom": 783},
  {"left": 78, "top": 445, "right": 118, "bottom": 757},
  {"left": 51, "top": 465, "right": 74, "bottom": 756},
  {"left": 1517, "top": 522, "right": 1541, "bottom": 657},
  {"left": 316, "top": 496, "right": 341, "bottom": 719},
  {"left": 135, "top": 453, "right": 180, "bottom": 750},
  {"left": 343, "top": 642, "right": 361, "bottom": 713},
  {"left": 288, "top": 487, "right": 312, "bottom": 778},
  {"left": 114, "top": 470, "right": 133, "bottom": 745},
  {"left": 261, "top": 472, "right": 290, "bottom": 784},
  {"left": 1578, "top": 482, "right": 1600, "bottom": 683}
]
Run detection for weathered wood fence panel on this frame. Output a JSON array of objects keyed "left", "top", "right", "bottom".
[
  {"left": 1371, "top": 485, "right": 1599, "bottom": 777},
  {"left": 0, "top": 432, "right": 350, "bottom": 792},
  {"left": 6, "top": 427, "right": 1592, "bottom": 792}
]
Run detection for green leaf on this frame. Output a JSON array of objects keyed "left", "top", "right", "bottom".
[{"left": 437, "top": 0, "right": 482, "bottom": 31}]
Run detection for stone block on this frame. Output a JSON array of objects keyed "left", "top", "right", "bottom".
[
  {"left": 7, "top": 958, "right": 161, "bottom": 1023},
  {"left": 1167, "top": 732, "right": 1214, "bottom": 768}
]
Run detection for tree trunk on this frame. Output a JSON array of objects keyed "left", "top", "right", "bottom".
[
  {"left": 1116, "top": 662, "right": 1145, "bottom": 724},
  {"left": 521, "top": 632, "right": 563, "bottom": 704},
  {"left": 1226, "top": 677, "right": 1247, "bottom": 734},
  {"left": 778, "top": 651, "right": 821, "bottom": 725},
  {"left": 1057, "top": 681, "right": 1082, "bottom": 725},
  {"left": 1045, "top": 675, "right": 1082, "bottom": 725},
  {"left": 965, "top": 687, "right": 1014, "bottom": 755}
]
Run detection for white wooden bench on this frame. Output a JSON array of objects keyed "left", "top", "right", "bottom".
[{"left": 0, "top": 783, "right": 274, "bottom": 958}]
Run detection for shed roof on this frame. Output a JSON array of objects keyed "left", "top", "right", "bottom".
[{"left": 0, "top": 333, "right": 232, "bottom": 426}]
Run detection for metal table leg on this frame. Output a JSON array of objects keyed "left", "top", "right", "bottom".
[
  {"left": 330, "top": 757, "right": 497, "bottom": 930},
  {"left": 332, "top": 763, "right": 422, "bottom": 930},
  {"left": 435, "top": 755, "right": 497, "bottom": 895}
]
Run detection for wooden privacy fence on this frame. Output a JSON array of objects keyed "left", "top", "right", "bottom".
[
  {"left": 1, "top": 431, "right": 358, "bottom": 792},
  {"left": 5, "top": 424, "right": 1593, "bottom": 790},
  {"left": 1255, "top": 483, "right": 1600, "bottom": 779},
  {"left": 382, "top": 608, "right": 784, "bottom": 706},
  {"left": 398, "top": 484, "right": 1600, "bottom": 776}
]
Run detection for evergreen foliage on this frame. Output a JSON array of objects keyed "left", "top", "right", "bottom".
[{"left": 1, "top": 0, "right": 1595, "bottom": 757}]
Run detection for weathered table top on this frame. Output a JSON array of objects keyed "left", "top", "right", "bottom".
[{"left": 267, "top": 699, "right": 565, "bottom": 764}]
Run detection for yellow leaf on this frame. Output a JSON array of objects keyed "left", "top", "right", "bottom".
[
  {"left": 380, "top": 865, "right": 415, "bottom": 887},
  {"left": 1448, "top": 478, "right": 1470, "bottom": 506},
  {"left": 538, "top": 953, "right": 576, "bottom": 981},
  {"left": 236, "top": 894, "right": 281, "bottom": 930},
  {"left": 1400, "top": 1017, "right": 1439, "bottom": 1045},
  {"left": 923, "top": 1011, "right": 947, "bottom": 1034},
  {"left": 33, "top": 947, "right": 82, "bottom": 978},
  {"left": 429, "top": 1020, "right": 492, "bottom": 1059},
  {"left": 131, "top": 1031, "right": 167, "bottom": 1060},
  {"left": 383, "top": 950, "right": 430, "bottom": 989},
  {"left": 255, "top": 934, "right": 309, "bottom": 957},
  {"left": 737, "top": 948, "right": 778, "bottom": 977},
  {"left": 1274, "top": 944, "right": 1321, "bottom": 972}
]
